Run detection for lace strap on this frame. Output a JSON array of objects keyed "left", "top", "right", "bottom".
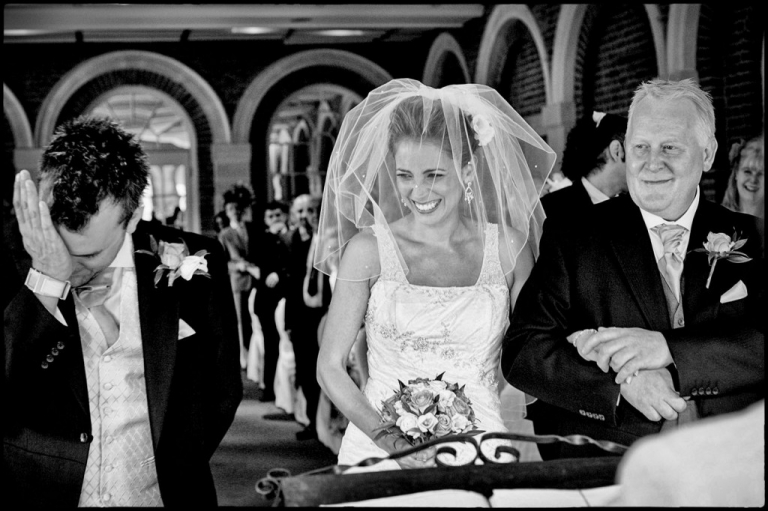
[
  {"left": 477, "top": 223, "right": 507, "bottom": 287},
  {"left": 371, "top": 225, "right": 407, "bottom": 283}
]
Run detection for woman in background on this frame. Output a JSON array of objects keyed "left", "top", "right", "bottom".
[{"left": 722, "top": 134, "right": 764, "bottom": 219}]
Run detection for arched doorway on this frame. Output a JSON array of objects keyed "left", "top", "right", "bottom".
[{"left": 85, "top": 86, "right": 196, "bottom": 230}]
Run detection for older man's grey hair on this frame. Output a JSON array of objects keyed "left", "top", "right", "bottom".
[{"left": 627, "top": 78, "right": 716, "bottom": 147}]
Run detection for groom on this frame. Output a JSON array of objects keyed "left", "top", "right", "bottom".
[
  {"left": 502, "top": 79, "right": 764, "bottom": 459},
  {"left": 4, "top": 118, "right": 242, "bottom": 506}
]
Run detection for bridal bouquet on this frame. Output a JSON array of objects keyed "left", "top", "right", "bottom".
[{"left": 374, "top": 373, "right": 484, "bottom": 446}]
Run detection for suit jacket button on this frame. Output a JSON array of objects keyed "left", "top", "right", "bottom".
[
  {"left": 691, "top": 388, "right": 698, "bottom": 396},
  {"left": 57, "top": 341, "right": 65, "bottom": 350},
  {"left": 698, "top": 387, "right": 705, "bottom": 395},
  {"left": 80, "top": 433, "right": 89, "bottom": 443},
  {"left": 705, "top": 387, "right": 712, "bottom": 395},
  {"left": 713, "top": 387, "right": 719, "bottom": 395},
  {"left": 41, "top": 361, "right": 49, "bottom": 369},
  {"left": 51, "top": 348, "right": 59, "bottom": 356},
  {"left": 46, "top": 354, "right": 55, "bottom": 362}
]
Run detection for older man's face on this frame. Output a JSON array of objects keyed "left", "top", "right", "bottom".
[{"left": 625, "top": 96, "right": 717, "bottom": 220}]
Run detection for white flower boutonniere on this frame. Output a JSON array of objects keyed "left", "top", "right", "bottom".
[
  {"left": 691, "top": 231, "right": 752, "bottom": 289},
  {"left": 472, "top": 114, "right": 495, "bottom": 146},
  {"left": 137, "top": 235, "right": 211, "bottom": 287}
]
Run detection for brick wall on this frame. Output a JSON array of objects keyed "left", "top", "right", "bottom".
[
  {"left": 529, "top": 3, "right": 561, "bottom": 62},
  {"left": 502, "top": 22, "right": 547, "bottom": 117},
  {"left": 586, "top": 4, "right": 658, "bottom": 116}
]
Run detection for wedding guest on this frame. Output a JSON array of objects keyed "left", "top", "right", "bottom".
[
  {"left": 541, "top": 111, "right": 628, "bottom": 221},
  {"left": 284, "top": 194, "right": 324, "bottom": 440},
  {"left": 722, "top": 133, "right": 764, "bottom": 219},
  {"left": 249, "top": 200, "right": 290, "bottom": 402},
  {"left": 219, "top": 184, "right": 257, "bottom": 367},
  {"left": 4, "top": 117, "right": 242, "bottom": 506},
  {"left": 213, "top": 210, "right": 230, "bottom": 234},
  {"left": 612, "top": 400, "right": 764, "bottom": 506},
  {"left": 502, "top": 79, "right": 764, "bottom": 459},
  {"left": 315, "top": 80, "right": 555, "bottom": 470}
]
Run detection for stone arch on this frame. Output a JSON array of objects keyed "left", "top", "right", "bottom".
[
  {"left": 232, "top": 49, "right": 392, "bottom": 144},
  {"left": 3, "top": 83, "right": 33, "bottom": 149},
  {"left": 644, "top": 4, "right": 667, "bottom": 78},
  {"left": 551, "top": 4, "right": 588, "bottom": 105},
  {"left": 475, "top": 4, "right": 551, "bottom": 105},
  {"left": 422, "top": 32, "right": 471, "bottom": 87},
  {"left": 667, "top": 4, "right": 701, "bottom": 81},
  {"left": 35, "top": 50, "right": 230, "bottom": 147}
]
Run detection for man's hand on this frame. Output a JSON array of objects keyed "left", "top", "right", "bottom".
[
  {"left": 245, "top": 264, "right": 261, "bottom": 280},
  {"left": 265, "top": 272, "right": 279, "bottom": 288},
  {"left": 578, "top": 327, "right": 673, "bottom": 383},
  {"left": 13, "top": 170, "right": 72, "bottom": 281},
  {"left": 620, "top": 368, "right": 687, "bottom": 421}
]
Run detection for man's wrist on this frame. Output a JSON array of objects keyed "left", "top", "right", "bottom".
[{"left": 25, "top": 267, "right": 71, "bottom": 299}]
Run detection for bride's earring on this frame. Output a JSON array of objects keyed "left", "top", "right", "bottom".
[
  {"left": 464, "top": 182, "right": 474, "bottom": 205},
  {"left": 401, "top": 196, "right": 409, "bottom": 207}
]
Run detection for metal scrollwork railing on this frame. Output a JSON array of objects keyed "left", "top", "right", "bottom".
[{"left": 255, "top": 431, "right": 628, "bottom": 504}]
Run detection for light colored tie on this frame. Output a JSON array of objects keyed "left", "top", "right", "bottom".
[
  {"left": 76, "top": 267, "right": 122, "bottom": 347},
  {"left": 651, "top": 223, "right": 687, "bottom": 304}
]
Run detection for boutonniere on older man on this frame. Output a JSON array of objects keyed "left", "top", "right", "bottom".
[
  {"left": 136, "top": 235, "right": 210, "bottom": 287},
  {"left": 691, "top": 231, "right": 752, "bottom": 289}
]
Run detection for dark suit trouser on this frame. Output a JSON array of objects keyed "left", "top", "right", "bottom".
[
  {"left": 238, "top": 290, "right": 252, "bottom": 351},
  {"left": 291, "top": 307, "right": 325, "bottom": 428},
  {"left": 254, "top": 294, "right": 281, "bottom": 397}
]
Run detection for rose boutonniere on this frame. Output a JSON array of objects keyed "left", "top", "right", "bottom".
[
  {"left": 136, "top": 235, "right": 211, "bottom": 287},
  {"left": 691, "top": 231, "right": 752, "bottom": 289}
]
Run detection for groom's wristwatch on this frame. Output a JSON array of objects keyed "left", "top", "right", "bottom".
[{"left": 25, "top": 268, "right": 72, "bottom": 300}]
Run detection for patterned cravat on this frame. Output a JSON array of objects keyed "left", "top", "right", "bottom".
[
  {"left": 76, "top": 267, "right": 122, "bottom": 347},
  {"left": 651, "top": 223, "right": 688, "bottom": 304}
]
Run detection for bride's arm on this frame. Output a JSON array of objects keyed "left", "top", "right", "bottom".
[
  {"left": 316, "top": 235, "right": 392, "bottom": 445},
  {"left": 498, "top": 225, "right": 535, "bottom": 311}
]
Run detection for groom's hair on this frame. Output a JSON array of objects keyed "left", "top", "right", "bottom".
[
  {"left": 39, "top": 116, "right": 149, "bottom": 232},
  {"left": 627, "top": 78, "right": 715, "bottom": 147}
]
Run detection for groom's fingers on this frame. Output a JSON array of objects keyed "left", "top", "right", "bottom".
[
  {"left": 614, "top": 358, "right": 640, "bottom": 384},
  {"left": 580, "top": 328, "right": 622, "bottom": 356}
]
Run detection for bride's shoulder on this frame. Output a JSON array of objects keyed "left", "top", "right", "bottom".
[
  {"left": 496, "top": 223, "right": 533, "bottom": 276},
  {"left": 337, "top": 229, "right": 381, "bottom": 280}
]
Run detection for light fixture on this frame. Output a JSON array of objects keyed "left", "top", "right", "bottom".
[
  {"left": 231, "top": 27, "right": 273, "bottom": 35},
  {"left": 4, "top": 29, "right": 49, "bottom": 36},
  {"left": 314, "top": 29, "right": 366, "bottom": 37}
]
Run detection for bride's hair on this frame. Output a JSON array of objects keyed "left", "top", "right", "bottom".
[{"left": 388, "top": 96, "right": 478, "bottom": 167}]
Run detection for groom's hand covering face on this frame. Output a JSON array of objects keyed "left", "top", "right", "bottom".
[{"left": 625, "top": 96, "right": 717, "bottom": 221}]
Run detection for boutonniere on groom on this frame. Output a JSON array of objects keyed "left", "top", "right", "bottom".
[
  {"left": 136, "top": 235, "right": 211, "bottom": 287},
  {"left": 691, "top": 231, "right": 752, "bottom": 289}
]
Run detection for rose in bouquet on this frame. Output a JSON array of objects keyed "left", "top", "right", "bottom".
[{"left": 373, "top": 372, "right": 484, "bottom": 446}]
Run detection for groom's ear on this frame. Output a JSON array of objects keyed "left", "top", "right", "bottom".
[
  {"left": 126, "top": 204, "right": 144, "bottom": 234},
  {"left": 609, "top": 140, "right": 625, "bottom": 163}
]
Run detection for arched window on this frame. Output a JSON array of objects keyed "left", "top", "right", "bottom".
[{"left": 86, "top": 86, "right": 194, "bottom": 229}]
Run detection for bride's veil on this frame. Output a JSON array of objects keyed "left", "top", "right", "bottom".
[{"left": 314, "top": 78, "right": 556, "bottom": 281}]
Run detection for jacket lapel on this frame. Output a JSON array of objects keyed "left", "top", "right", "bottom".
[
  {"left": 60, "top": 294, "right": 91, "bottom": 420},
  {"left": 133, "top": 226, "right": 179, "bottom": 450},
  {"left": 683, "top": 201, "right": 727, "bottom": 321},
  {"left": 607, "top": 199, "right": 671, "bottom": 331}
]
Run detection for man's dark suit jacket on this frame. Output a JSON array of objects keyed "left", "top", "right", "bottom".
[
  {"left": 248, "top": 226, "right": 290, "bottom": 307},
  {"left": 502, "top": 195, "right": 764, "bottom": 458},
  {"left": 540, "top": 179, "right": 593, "bottom": 222},
  {"left": 3, "top": 220, "right": 243, "bottom": 507}
]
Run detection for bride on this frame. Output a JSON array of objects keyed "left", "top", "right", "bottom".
[{"left": 315, "top": 79, "right": 555, "bottom": 470}]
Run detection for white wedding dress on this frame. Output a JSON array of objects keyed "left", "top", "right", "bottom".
[{"left": 337, "top": 223, "right": 527, "bottom": 472}]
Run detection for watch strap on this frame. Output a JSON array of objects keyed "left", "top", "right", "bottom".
[{"left": 25, "top": 268, "right": 72, "bottom": 300}]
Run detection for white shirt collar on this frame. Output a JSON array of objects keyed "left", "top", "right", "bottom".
[
  {"left": 581, "top": 176, "right": 611, "bottom": 204},
  {"left": 110, "top": 232, "right": 135, "bottom": 269},
  {"left": 639, "top": 186, "right": 700, "bottom": 232}
]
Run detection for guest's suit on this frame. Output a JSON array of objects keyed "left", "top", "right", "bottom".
[
  {"left": 540, "top": 179, "right": 593, "bottom": 222},
  {"left": 3, "top": 220, "right": 243, "bottom": 507},
  {"left": 502, "top": 195, "right": 764, "bottom": 457}
]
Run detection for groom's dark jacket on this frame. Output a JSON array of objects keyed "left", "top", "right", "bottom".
[
  {"left": 502, "top": 195, "right": 764, "bottom": 457},
  {"left": 3, "top": 220, "right": 243, "bottom": 507}
]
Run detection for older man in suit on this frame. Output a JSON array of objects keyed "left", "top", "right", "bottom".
[
  {"left": 502, "top": 79, "right": 764, "bottom": 459},
  {"left": 4, "top": 118, "right": 242, "bottom": 506}
]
